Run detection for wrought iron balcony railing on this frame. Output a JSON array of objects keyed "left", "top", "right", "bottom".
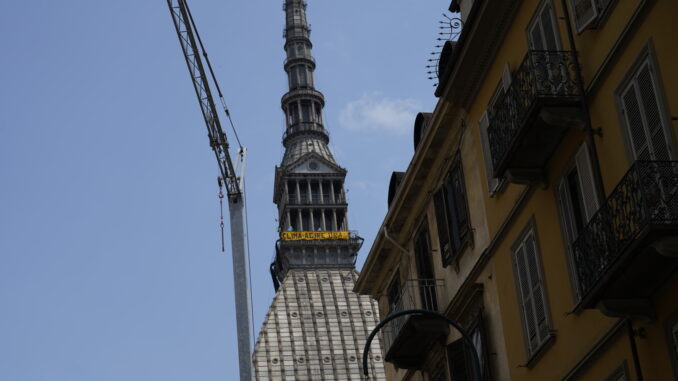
[
  {"left": 487, "top": 50, "right": 581, "bottom": 175},
  {"left": 573, "top": 161, "right": 678, "bottom": 300},
  {"left": 382, "top": 279, "right": 445, "bottom": 355}
]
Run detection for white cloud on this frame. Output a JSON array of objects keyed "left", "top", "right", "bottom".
[{"left": 339, "top": 92, "right": 421, "bottom": 135}]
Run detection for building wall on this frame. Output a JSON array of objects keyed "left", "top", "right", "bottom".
[{"left": 356, "top": 0, "right": 678, "bottom": 380}]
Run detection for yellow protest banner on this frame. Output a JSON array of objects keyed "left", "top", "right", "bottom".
[{"left": 280, "top": 231, "right": 350, "bottom": 241}]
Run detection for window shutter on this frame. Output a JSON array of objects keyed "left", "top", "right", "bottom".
[
  {"left": 513, "top": 229, "right": 550, "bottom": 354},
  {"left": 446, "top": 338, "right": 472, "bottom": 381},
  {"left": 672, "top": 322, "right": 678, "bottom": 360},
  {"left": 570, "top": 0, "right": 598, "bottom": 33},
  {"left": 479, "top": 112, "right": 502, "bottom": 196},
  {"left": 557, "top": 177, "right": 582, "bottom": 300},
  {"left": 450, "top": 162, "right": 470, "bottom": 239},
  {"left": 434, "top": 189, "right": 452, "bottom": 267},
  {"left": 574, "top": 144, "right": 601, "bottom": 222},
  {"left": 636, "top": 62, "right": 672, "bottom": 160},
  {"left": 557, "top": 180, "right": 577, "bottom": 246},
  {"left": 444, "top": 175, "right": 462, "bottom": 253},
  {"left": 621, "top": 81, "right": 651, "bottom": 160},
  {"left": 525, "top": 233, "right": 549, "bottom": 344}
]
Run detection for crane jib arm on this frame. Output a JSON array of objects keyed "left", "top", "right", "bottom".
[
  {"left": 167, "top": 1, "right": 254, "bottom": 381},
  {"left": 167, "top": 0, "right": 239, "bottom": 195}
]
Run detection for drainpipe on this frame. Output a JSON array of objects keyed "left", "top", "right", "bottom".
[
  {"left": 627, "top": 320, "right": 645, "bottom": 381},
  {"left": 383, "top": 226, "right": 409, "bottom": 255},
  {"left": 559, "top": 0, "right": 606, "bottom": 199}
]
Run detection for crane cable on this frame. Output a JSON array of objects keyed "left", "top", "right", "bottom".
[
  {"left": 184, "top": 0, "right": 243, "bottom": 150},
  {"left": 183, "top": 0, "right": 254, "bottom": 347}
]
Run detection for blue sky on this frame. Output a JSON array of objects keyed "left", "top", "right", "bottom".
[{"left": 0, "top": 0, "right": 449, "bottom": 379}]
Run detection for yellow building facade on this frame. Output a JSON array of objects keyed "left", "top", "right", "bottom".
[{"left": 355, "top": 0, "right": 678, "bottom": 380}]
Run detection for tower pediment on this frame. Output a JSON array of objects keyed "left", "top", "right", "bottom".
[{"left": 285, "top": 152, "right": 346, "bottom": 175}]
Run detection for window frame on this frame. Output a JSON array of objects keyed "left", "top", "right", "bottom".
[
  {"left": 603, "top": 361, "right": 629, "bottom": 381},
  {"left": 569, "top": 0, "right": 618, "bottom": 34},
  {"left": 615, "top": 41, "right": 676, "bottom": 163}
]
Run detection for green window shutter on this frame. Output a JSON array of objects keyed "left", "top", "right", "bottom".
[
  {"left": 479, "top": 111, "right": 502, "bottom": 196},
  {"left": 570, "top": 0, "right": 598, "bottom": 33},
  {"left": 434, "top": 189, "right": 452, "bottom": 267}
]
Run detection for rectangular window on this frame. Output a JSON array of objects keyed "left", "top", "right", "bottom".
[
  {"left": 301, "top": 101, "right": 312, "bottom": 122},
  {"left": 512, "top": 222, "right": 552, "bottom": 357},
  {"left": 618, "top": 50, "right": 674, "bottom": 161},
  {"left": 387, "top": 275, "right": 401, "bottom": 313},
  {"left": 570, "top": 0, "right": 616, "bottom": 34},
  {"left": 528, "top": 0, "right": 560, "bottom": 50},
  {"left": 433, "top": 154, "right": 471, "bottom": 267},
  {"left": 557, "top": 143, "right": 600, "bottom": 300}
]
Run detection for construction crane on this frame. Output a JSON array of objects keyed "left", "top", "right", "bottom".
[{"left": 166, "top": 1, "right": 253, "bottom": 380}]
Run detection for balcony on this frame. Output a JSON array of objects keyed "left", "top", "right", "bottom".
[
  {"left": 487, "top": 50, "right": 584, "bottom": 184},
  {"left": 282, "top": 122, "right": 328, "bottom": 145},
  {"left": 382, "top": 279, "right": 448, "bottom": 369},
  {"left": 573, "top": 161, "right": 678, "bottom": 316}
]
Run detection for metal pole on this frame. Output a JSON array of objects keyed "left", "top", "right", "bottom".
[
  {"left": 228, "top": 192, "right": 253, "bottom": 381},
  {"left": 361, "top": 309, "right": 483, "bottom": 380}
]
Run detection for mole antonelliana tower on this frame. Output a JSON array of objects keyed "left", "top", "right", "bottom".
[{"left": 252, "top": 1, "right": 386, "bottom": 380}]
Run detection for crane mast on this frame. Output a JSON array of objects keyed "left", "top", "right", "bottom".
[{"left": 167, "top": 1, "right": 253, "bottom": 380}]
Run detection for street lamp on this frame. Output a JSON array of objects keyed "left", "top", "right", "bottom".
[{"left": 361, "top": 309, "right": 483, "bottom": 380}]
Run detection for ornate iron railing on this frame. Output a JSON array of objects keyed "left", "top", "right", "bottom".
[
  {"left": 382, "top": 279, "right": 445, "bottom": 353},
  {"left": 487, "top": 50, "right": 581, "bottom": 171},
  {"left": 282, "top": 122, "right": 328, "bottom": 143},
  {"left": 573, "top": 161, "right": 678, "bottom": 296}
]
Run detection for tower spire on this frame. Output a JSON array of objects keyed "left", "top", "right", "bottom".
[
  {"left": 280, "top": 0, "right": 333, "bottom": 166},
  {"left": 252, "top": 3, "right": 387, "bottom": 379},
  {"left": 271, "top": 0, "right": 361, "bottom": 286}
]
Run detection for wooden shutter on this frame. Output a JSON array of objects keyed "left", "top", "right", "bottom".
[
  {"left": 621, "top": 80, "right": 651, "bottom": 160},
  {"left": 434, "top": 189, "right": 452, "bottom": 266},
  {"left": 637, "top": 61, "right": 672, "bottom": 160},
  {"left": 574, "top": 144, "right": 601, "bottom": 221},
  {"left": 557, "top": 179, "right": 578, "bottom": 246},
  {"left": 446, "top": 338, "right": 472, "bottom": 381},
  {"left": 513, "top": 229, "right": 550, "bottom": 354},
  {"left": 443, "top": 175, "right": 462, "bottom": 253},
  {"left": 672, "top": 322, "right": 678, "bottom": 361},
  {"left": 450, "top": 160, "right": 470, "bottom": 241},
  {"left": 479, "top": 111, "right": 501, "bottom": 196},
  {"left": 621, "top": 59, "right": 673, "bottom": 161},
  {"left": 571, "top": 0, "right": 598, "bottom": 33}
]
